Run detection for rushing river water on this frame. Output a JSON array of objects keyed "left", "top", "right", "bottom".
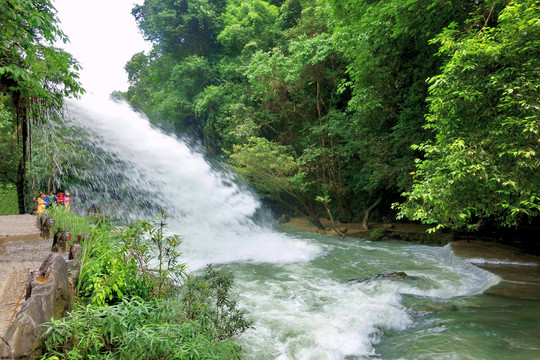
[{"left": 40, "top": 95, "right": 540, "bottom": 359}]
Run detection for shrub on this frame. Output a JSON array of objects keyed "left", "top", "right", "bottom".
[
  {"left": 42, "top": 298, "right": 245, "bottom": 360},
  {"left": 182, "top": 265, "right": 254, "bottom": 341},
  {"left": 41, "top": 210, "right": 252, "bottom": 359},
  {"left": 0, "top": 183, "right": 18, "bottom": 215}
]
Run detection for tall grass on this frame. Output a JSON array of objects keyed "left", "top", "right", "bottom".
[{"left": 45, "top": 205, "right": 96, "bottom": 240}]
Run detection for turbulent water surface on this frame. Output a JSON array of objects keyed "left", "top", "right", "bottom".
[{"left": 39, "top": 95, "right": 540, "bottom": 359}]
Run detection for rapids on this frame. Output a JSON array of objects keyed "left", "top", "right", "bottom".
[{"left": 38, "top": 95, "right": 540, "bottom": 359}]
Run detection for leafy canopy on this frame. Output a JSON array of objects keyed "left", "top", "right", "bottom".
[
  {"left": 0, "top": 0, "right": 83, "bottom": 115},
  {"left": 397, "top": 0, "right": 540, "bottom": 229}
]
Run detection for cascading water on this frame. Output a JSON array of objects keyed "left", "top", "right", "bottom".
[
  {"left": 55, "top": 94, "right": 321, "bottom": 268},
  {"left": 41, "top": 94, "right": 517, "bottom": 359}
]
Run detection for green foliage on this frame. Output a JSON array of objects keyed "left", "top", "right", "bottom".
[
  {"left": 132, "top": 0, "right": 226, "bottom": 58},
  {"left": 182, "top": 265, "right": 254, "bottom": 341},
  {"left": 151, "top": 55, "right": 215, "bottom": 133},
  {"left": 218, "top": 0, "right": 281, "bottom": 55},
  {"left": 115, "top": 211, "right": 186, "bottom": 300},
  {"left": 229, "top": 137, "right": 306, "bottom": 197},
  {"left": 0, "top": 183, "right": 18, "bottom": 215},
  {"left": 195, "top": 84, "right": 259, "bottom": 153},
  {"left": 42, "top": 298, "right": 245, "bottom": 360},
  {"left": 77, "top": 213, "right": 187, "bottom": 306},
  {"left": 41, "top": 211, "right": 252, "bottom": 359},
  {"left": 0, "top": 0, "right": 83, "bottom": 114},
  {"left": 46, "top": 206, "right": 94, "bottom": 243},
  {"left": 125, "top": 0, "right": 538, "bottom": 229},
  {"left": 0, "top": 98, "right": 18, "bottom": 186},
  {"left": 327, "top": 0, "right": 475, "bottom": 202},
  {"left": 0, "top": 0, "right": 84, "bottom": 213},
  {"left": 229, "top": 136, "right": 328, "bottom": 226},
  {"left": 397, "top": 0, "right": 540, "bottom": 229}
]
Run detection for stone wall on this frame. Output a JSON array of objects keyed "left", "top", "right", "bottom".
[{"left": 0, "top": 215, "right": 82, "bottom": 360}]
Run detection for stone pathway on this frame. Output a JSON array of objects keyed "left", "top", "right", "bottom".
[
  {"left": 0, "top": 215, "right": 51, "bottom": 336},
  {"left": 0, "top": 214, "right": 41, "bottom": 237}
]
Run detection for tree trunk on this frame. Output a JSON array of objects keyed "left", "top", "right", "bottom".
[
  {"left": 16, "top": 160, "right": 26, "bottom": 213},
  {"left": 324, "top": 204, "right": 346, "bottom": 238},
  {"left": 307, "top": 213, "right": 325, "bottom": 230},
  {"left": 305, "top": 197, "right": 324, "bottom": 230},
  {"left": 363, "top": 196, "right": 382, "bottom": 230},
  {"left": 15, "top": 94, "right": 28, "bottom": 214}
]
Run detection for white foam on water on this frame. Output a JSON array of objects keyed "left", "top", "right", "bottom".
[
  {"left": 235, "top": 264, "right": 413, "bottom": 360},
  {"left": 233, "top": 243, "right": 502, "bottom": 359},
  {"left": 467, "top": 258, "right": 539, "bottom": 267}
]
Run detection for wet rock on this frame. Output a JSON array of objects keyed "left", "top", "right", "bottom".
[
  {"left": 68, "top": 244, "right": 83, "bottom": 261},
  {"left": 348, "top": 271, "right": 410, "bottom": 284},
  {"left": 36, "top": 214, "right": 55, "bottom": 237},
  {"left": 67, "top": 244, "right": 84, "bottom": 289},
  {"left": 379, "top": 271, "right": 408, "bottom": 279},
  {"left": 277, "top": 214, "right": 291, "bottom": 224},
  {"left": 51, "top": 230, "right": 70, "bottom": 253}
]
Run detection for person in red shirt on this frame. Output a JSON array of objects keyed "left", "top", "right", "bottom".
[{"left": 57, "top": 192, "right": 65, "bottom": 206}]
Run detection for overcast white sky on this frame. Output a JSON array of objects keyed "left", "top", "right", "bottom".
[{"left": 53, "top": 0, "right": 152, "bottom": 96}]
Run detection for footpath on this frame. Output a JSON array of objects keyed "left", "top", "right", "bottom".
[{"left": 0, "top": 215, "right": 51, "bottom": 336}]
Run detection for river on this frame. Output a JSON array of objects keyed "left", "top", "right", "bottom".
[
  {"left": 38, "top": 95, "right": 540, "bottom": 359},
  {"left": 228, "top": 233, "right": 540, "bottom": 359}
]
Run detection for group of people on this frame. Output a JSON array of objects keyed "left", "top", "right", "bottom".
[{"left": 36, "top": 191, "right": 72, "bottom": 214}]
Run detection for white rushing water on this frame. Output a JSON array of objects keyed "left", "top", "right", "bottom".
[
  {"left": 52, "top": 95, "right": 501, "bottom": 359},
  {"left": 62, "top": 94, "right": 321, "bottom": 269}
]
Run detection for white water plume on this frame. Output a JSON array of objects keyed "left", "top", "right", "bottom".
[{"left": 58, "top": 94, "right": 321, "bottom": 268}]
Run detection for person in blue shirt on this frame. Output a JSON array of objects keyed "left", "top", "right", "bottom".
[{"left": 43, "top": 194, "right": 51, "bottom": 209}]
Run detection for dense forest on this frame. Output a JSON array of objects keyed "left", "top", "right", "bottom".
[
  {"left": 1, "top": 0, "right": 538, "bottom": 234},
  {"left": 120, "top": 0, "right": 539, "bottom": 231}
]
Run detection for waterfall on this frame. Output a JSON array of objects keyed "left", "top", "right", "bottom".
[{"left": 47, "top": 94, "right": 321, "bottom": 269}]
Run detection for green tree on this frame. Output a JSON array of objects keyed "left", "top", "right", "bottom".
[
  {"left": 229, "top": 136, "right": 325, "bottom": 228},
  {"left": 132, "top": 0, "right": 226, "bottom": 58},
  {"left": 0, "top": 0, "right": 83, "bottom": 213},
  {"left": 398, "top": 0, "right": 540, "bottom": 230},
  {"left": 217, "top": 0, "right": 281, "bottom": 56},
  {"left": 327, "top": 0, "right": 489, "bottom": 220},
  {"left": 0, "top": 97, "right": 17, "bottom": 186}
]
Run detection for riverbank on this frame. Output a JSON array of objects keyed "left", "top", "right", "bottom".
[
  {"left": 279, "top": 217, "right": 454, "bottom": 245},
  {"left": 279, "top": 216, "right": 540, "bottom": 300},
  {"left": 279, "top": 216, "right": 540, "bottom": 252}
]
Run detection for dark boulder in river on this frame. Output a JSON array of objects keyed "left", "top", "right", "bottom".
[{"left": 348, "top": 271, "right": 410, "bottom": 284}]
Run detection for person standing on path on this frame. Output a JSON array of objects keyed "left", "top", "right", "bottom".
[
  {"left": 43, "top": 194, "right": 51, "bottom": 209},
  {"left": 57, "top": 192, "right": 65, "bottom": 207},
  {"left": 64, "top": 192, "right": 72, "bottom": 211},
  {"left": 36, "top": 194, "right": 46, "bottom": 214}
]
